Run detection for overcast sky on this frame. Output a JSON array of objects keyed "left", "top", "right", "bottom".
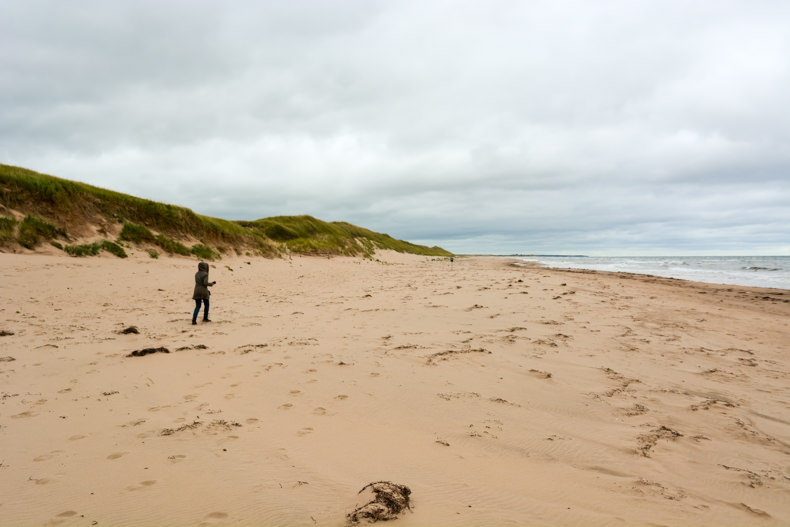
[{"left": 2, "top": 0, "right": 789, "bottom": 255}]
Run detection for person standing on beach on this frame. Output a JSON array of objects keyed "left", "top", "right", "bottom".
[{"left": 192, "top": 262, "right": 216, "bottom": 324}]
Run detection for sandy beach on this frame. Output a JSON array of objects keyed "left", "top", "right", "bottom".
[{"left": 1, "top": 251, "right": 789, "bottom": 526}]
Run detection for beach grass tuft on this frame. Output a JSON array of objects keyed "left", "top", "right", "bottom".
[
  {"left": 64, "top": 240, "right": 128, "bottom": 258},
  {"left": 119, "top": 222, "right": 156, "bottom": 244},
  {"left": 154, "top": 234, "right": 191, "bottom": 256},
  {"left": 190, "top": 243, "right": 218, "bottom": 260},
  {"left": 0, "top": 216, "right": 17, "bottom": 244},
  {"left": 17, "top": 215, "right": 65, "bottom": 249}
]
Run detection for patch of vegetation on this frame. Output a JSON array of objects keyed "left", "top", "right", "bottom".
[
  {"left": 64, "top": 243, "right": 101, "bottom": 257},
  {"left": 0, "top": 216, "right": 17, "bottom": 244},
  {"left": 155, "top": 234, "right": 190, "bottom": 256},
  {"left": 51, "top": 241, "right": 63, "bottom": 250},
  {"left": 147, "top": 249, "right": 159, "bottom": 259},
  {"left": 190, "top": 243, "right": 218, "bottom": 260},
  {"left": 101, "top": 240, "right": 127, "bottom": 258},
  {"left": 17, "top": 215, "right": 64, "bottom": 249},
  {"left": 119, "top": 222, "right": 156, "bottom": 244},
  {"left": 255, "top": 238, "right": 285, "bottom": 258},
  {"left": 64, "top": 240, "right": 127, "bottom": 258}
]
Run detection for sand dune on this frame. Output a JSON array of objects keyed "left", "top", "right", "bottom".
[{"left": 1, "top": 252, "right": 789, "bottom": 526}]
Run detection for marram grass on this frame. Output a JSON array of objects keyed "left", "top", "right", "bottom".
[{"left": 0, "top": 164, "right": 453, "bottom": 259}]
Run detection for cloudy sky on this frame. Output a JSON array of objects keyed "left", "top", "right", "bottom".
[{"left": 2, "top": 0, "right": 789, "bottom": 255}]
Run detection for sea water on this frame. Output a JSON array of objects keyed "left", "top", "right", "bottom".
[{"left": 516, "top": 256, "right": 790, "bottom": 290}]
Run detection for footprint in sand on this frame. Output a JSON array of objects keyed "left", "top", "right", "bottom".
[
  {"left": 279, "top": 403, "right": 293, "bottom": 410},
  {"left": 107, "top": 452, "right": 128, "bottom": 460},
  {"left": 297, "top": 427, "right": 313, "bottom": 436},
  {"left": 126, "top": 480, "right": 157, "bottom": 491},
  {"left": 335, "top": 394, "right": 348, "bottom": 400},
  {"left": 313, "top": 407, "right": 326, "bottom": 415},
  {"left": 33, "top": 450, "right": 63, "bottom": 462},
  {"left": 290, "top": 390, "right": 302, "bottom": 396},
  {"left": 246, "top": 418, "right": 259, "bottom": 424},
  {"left": 69, "top": 434, "right": 86, "bottom": 441},
  {"left": 204, "top": 512, "right": 229, "bottom": 520}
]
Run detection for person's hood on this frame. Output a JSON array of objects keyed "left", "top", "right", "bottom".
[{"left": 198, "top": 262, "right": 209, "bottom": 272}]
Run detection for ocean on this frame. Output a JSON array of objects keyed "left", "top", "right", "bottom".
[{"left": 515, "top": 255, "right": 790, "bottom": 290}]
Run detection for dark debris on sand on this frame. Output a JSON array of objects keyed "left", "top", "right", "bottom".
[
  {"left": 347, "top": 481, "right": 412, "bottom": 524},
  {"left": 0, "top": 330, "right": 14, "bottom": 336},
  {"left": 127, "top": 347, "right": 170, "bottom": 357},
  {"left": 119, "top": 326, "right": 140, "bottom": 334}
]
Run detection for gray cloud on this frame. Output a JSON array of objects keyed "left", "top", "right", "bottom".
[{"left": 2, "top": 0, "right": 789, "bottom": 255}]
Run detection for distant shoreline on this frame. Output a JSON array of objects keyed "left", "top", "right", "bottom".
[{"left": 504, "top": 254, "right": 790, "bottom": 291}]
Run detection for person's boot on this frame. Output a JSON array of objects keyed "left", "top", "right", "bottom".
[{"left": 192, "top": 319, "right": 197, "bottom": 325}]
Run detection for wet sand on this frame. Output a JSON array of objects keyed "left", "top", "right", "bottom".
[{"left": 1, "top": 252, "right": 789, "bottom": 526}]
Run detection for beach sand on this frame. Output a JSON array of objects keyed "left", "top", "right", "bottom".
[{"left": 1, "top": 251, "right": 789, "bottom": 526}]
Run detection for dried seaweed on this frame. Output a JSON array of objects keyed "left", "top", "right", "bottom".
[
  {"left": 127, "top": 347, "right": 170, "bottom": 357},
  {"left": 347, "top": 481, "right": 412, "bottom": 524}
]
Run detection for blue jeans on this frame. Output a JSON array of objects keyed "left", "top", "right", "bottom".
[{"left": 193, "top": 298, "right": 209, "bottom": 321}]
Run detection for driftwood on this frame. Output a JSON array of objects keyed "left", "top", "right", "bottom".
[{"left": 347, "top": 481, "right": 412, "bottom": 524}]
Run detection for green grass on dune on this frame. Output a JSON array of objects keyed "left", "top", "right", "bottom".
[
  {"left": 0, "top": 216, "right": 18, "bottom": 245},
  {"left": 0, "top": 164, "right": 248, "bottom": 246},
  {"left": 242, "top": 215, "right": 452, "bottom": 257},
  {"left": 119, "top": 222, "right": 157, "bottom": 244},
  {"left": 0, "top": 164, "right": 453, "bottom": 259},
  {"left": 64, "top": 240, "right": 128, "bottom": 258},
  {"left": 17, "top": 214, "right": 66, "bottom": 249}
]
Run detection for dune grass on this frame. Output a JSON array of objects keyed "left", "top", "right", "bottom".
[
  {"left": 64, "top": 240, "right": 127, "bottom": 258},
  {"left": 17, "top": 215, "right": 66, "bottom": 249},
  {"left": 119, "top": 222, "right": 156, "bottom": 244},
  {"left": 0, "top": 216, "right": 17, "bottom": 245},
  {"left": 242, "top": 215, "right": 453, "bottom": 257},
  {"left": 190, "top": 243, "right": 218, "bottom": 260},
  {"left": 154, "top": 234, "right": 191, "bottom": 256},
  {"left": 1, "top": 164, "right": 453, "bottom": 259}
]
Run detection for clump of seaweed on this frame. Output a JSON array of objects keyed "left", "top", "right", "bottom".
[
  {"left": 127, "top": 347, "right": 170, "bottom": 357},
  {"left": 347, "top": 481, "right": 412, "bottom": 524}
]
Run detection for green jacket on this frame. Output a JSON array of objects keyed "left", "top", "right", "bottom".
[{"left": 193, "top": 262, "right": 213, "bottom": 299}]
